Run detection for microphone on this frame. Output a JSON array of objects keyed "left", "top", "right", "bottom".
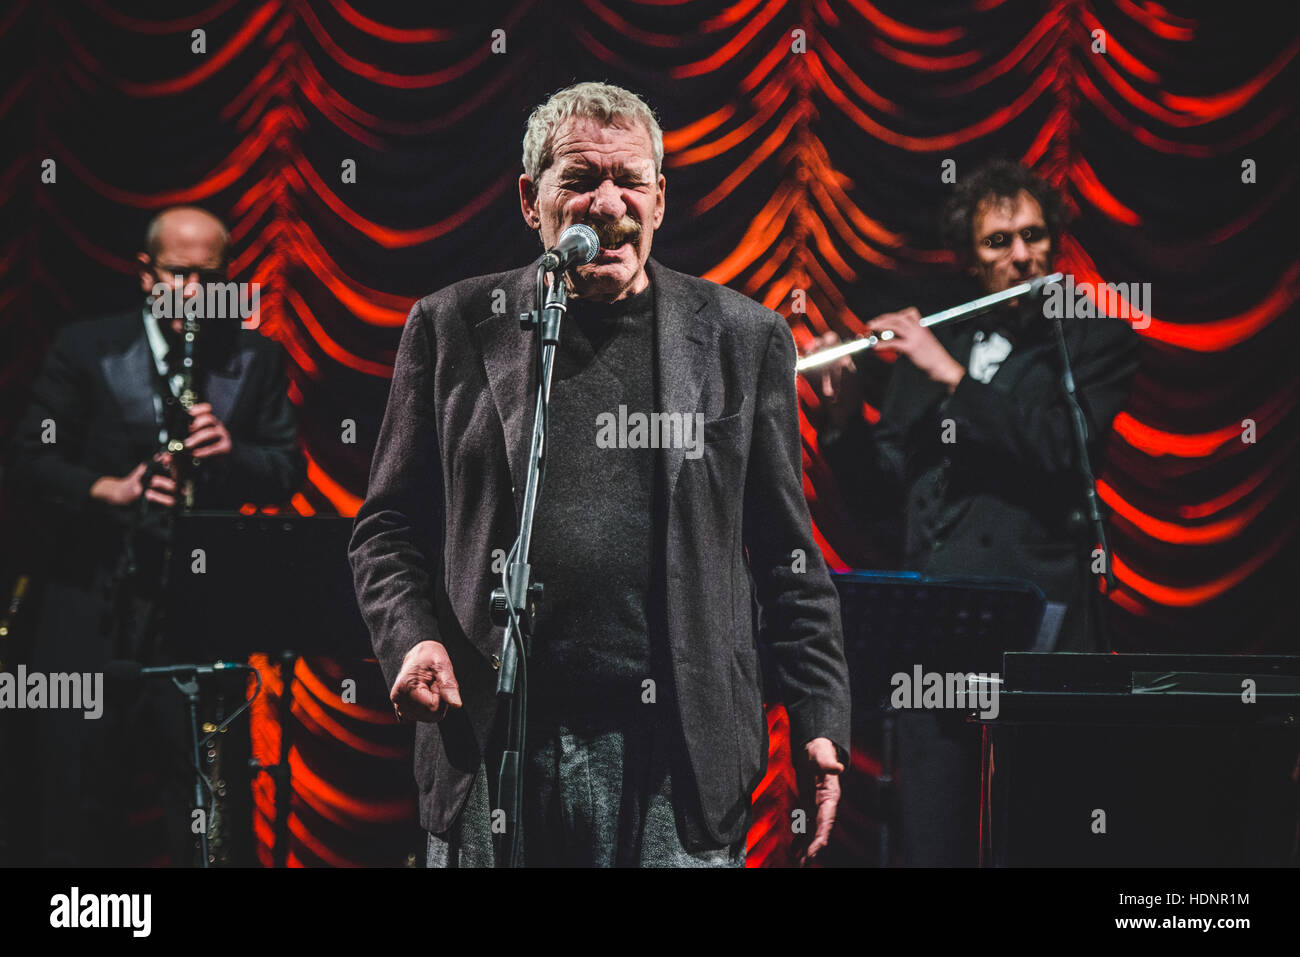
[
  {"left": 540, "top": 224, "right": 600, "bottom": 272},
  {"left": 105, "top": 659, "right": 253, "bottom": 683}
]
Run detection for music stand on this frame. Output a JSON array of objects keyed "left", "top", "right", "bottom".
[
  {"left": 166, "top": 513, "right": 373, "bottom": 866},
  {"left": 825, "top": 570, "right": 1046, "bottom": 866}
]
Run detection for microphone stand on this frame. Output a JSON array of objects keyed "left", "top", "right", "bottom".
[
  {"left": 1046, "top": 312, "right": 1114, "bottom": 652},
  {"left": 489, "top": 263, "right": 565, "bottom": 868},
  {"left": 175, "top": 673, "right": 210, "bottom": 868},
  {"left": 119, "top": 662, "right": 262, "bottom": 868}
]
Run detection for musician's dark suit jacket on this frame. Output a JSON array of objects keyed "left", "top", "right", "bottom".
[
  {"left": 10, "top": 309, "right": 303, "bottom": 516},
  {"left": 348, "top": 257, "right": 851, "bottom": 845},
  {"left": 6, "top": 307, "right": 303, "bottom": 864},
  {"left": 822, "top": 307, "right": 1141, "bottom": 652},
  {"left": 8, "top": 308, "right": 305, "bottom": 649}
]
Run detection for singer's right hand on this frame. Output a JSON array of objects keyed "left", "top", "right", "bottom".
[
  {"left": 390, "top": 640, "right": 463, "bottom": 723},
  {"left": 801, "top": 331, "right": 863, "bottom": 430},
  {"left": 89, "top": 454, "right": 178, "bottom": 507}
]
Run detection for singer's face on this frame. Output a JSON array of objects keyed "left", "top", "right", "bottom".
[
  {"left": 520, "top": 116, "right": 665, "bottom": 302},
  {"left": 968, "top": 191, "right": 1052, "bottom": 296},
  {"left": 137, "top": 209, "right": 229, "bottom": 337}
]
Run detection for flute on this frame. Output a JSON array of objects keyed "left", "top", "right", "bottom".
[{"left": 796, "top": 272, "right": 1064, "bottom": 373}]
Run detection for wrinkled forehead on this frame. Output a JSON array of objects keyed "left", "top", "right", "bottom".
[
  {"left": 547, "top": 117, "right": 656, "bottom": 177},
  {"left": 973, "top": 190, "right": 1045, "bottom": 237}
]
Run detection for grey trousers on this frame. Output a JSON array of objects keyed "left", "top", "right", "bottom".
[{"left": 427, "top": 709, "right": 746, "bottom": 868}]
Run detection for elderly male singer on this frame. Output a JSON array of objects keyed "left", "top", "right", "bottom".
[{"left": 349, "top": 82, "right": 851, "bottom": 867}]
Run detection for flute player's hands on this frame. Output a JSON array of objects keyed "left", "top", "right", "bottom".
[
  {"left": 801, "top": 331, "right": 863, "bottom": 430},
  {"left": 866, "top": 308, "right": 965, "bottom": 393}
]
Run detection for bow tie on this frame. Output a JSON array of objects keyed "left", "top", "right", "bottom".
[
  {"left": 971, "top": 314, "right": 1017, "bottom": 346},
  {"left": 972, "top": 301, "right": 1046, "bottom": 347}
]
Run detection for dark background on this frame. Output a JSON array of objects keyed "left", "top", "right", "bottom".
[{"left": 0, "top": 0, "right": 1296, "bottom": 866}]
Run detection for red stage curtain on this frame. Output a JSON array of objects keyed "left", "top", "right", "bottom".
[{"left": 1, "top": 0, "right": 1295, "bottom": 866}]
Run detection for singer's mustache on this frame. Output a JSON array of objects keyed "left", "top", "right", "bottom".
[{"left": 585, "top": 218, "right": 641, "bottom": 249}]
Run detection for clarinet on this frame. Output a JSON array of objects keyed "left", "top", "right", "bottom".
[{"left": 167, "top": 308, "right": 201, "bottom": 510}]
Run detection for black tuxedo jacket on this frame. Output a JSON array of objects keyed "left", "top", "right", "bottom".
[
  {"left": 349, "top": 258, "right": 851, "bottom": 844},
  {"left": 10, "top": 309, "right": 303, "bottom": 516},
  {"left": 7, "top": 308, "right": 305, "bottom": 655},
  {"left": 822, "top": 309, "right": 1141, "bottom": 651}
]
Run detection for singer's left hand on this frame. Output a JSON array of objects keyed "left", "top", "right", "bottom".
[
  {"left": 184, "top": 403, "right": 233, "bottom": 460},
  {"left": 797, "top": 737, "right": 845, "bottom": 866}
]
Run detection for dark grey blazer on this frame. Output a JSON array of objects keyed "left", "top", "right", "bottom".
[{"left": 348, "top": 257, "right": 851, "bottom": 844}]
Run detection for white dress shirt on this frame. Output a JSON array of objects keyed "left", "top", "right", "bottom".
[
  {"left": 142, "top": 307, "right": 186, "bottom": 445},
  {"left": 967, "top": 329, "right": 1014, "bottom": 385}
]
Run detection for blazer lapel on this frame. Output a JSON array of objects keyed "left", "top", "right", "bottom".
[
  {"left": 471, "top": 259, "right": 714, "bottom": 512},
  {"left": 983, "top": 330, "right": 1055, "bottom": 395},
  {"left": 472, "top": 264, "right": 540, "bottom": 509},
  {"left": 100, "top": 326, "right": 159, "bottom": 432},
  {"left": 647, "top": 259, "right": 713, "bottom": 503},
  {"left": 204, "top": 343, "right": 253, "bottom": 425},
  {"left": 984, "top": 313, "right": 1096, "bottom": 398},
  {"left": 101, "top": 314, "right": 256, "bottom": 437}
]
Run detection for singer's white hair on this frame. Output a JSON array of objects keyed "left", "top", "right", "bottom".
[{"left": 521, "top": 82, "right": 663, "bottom": 182}]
